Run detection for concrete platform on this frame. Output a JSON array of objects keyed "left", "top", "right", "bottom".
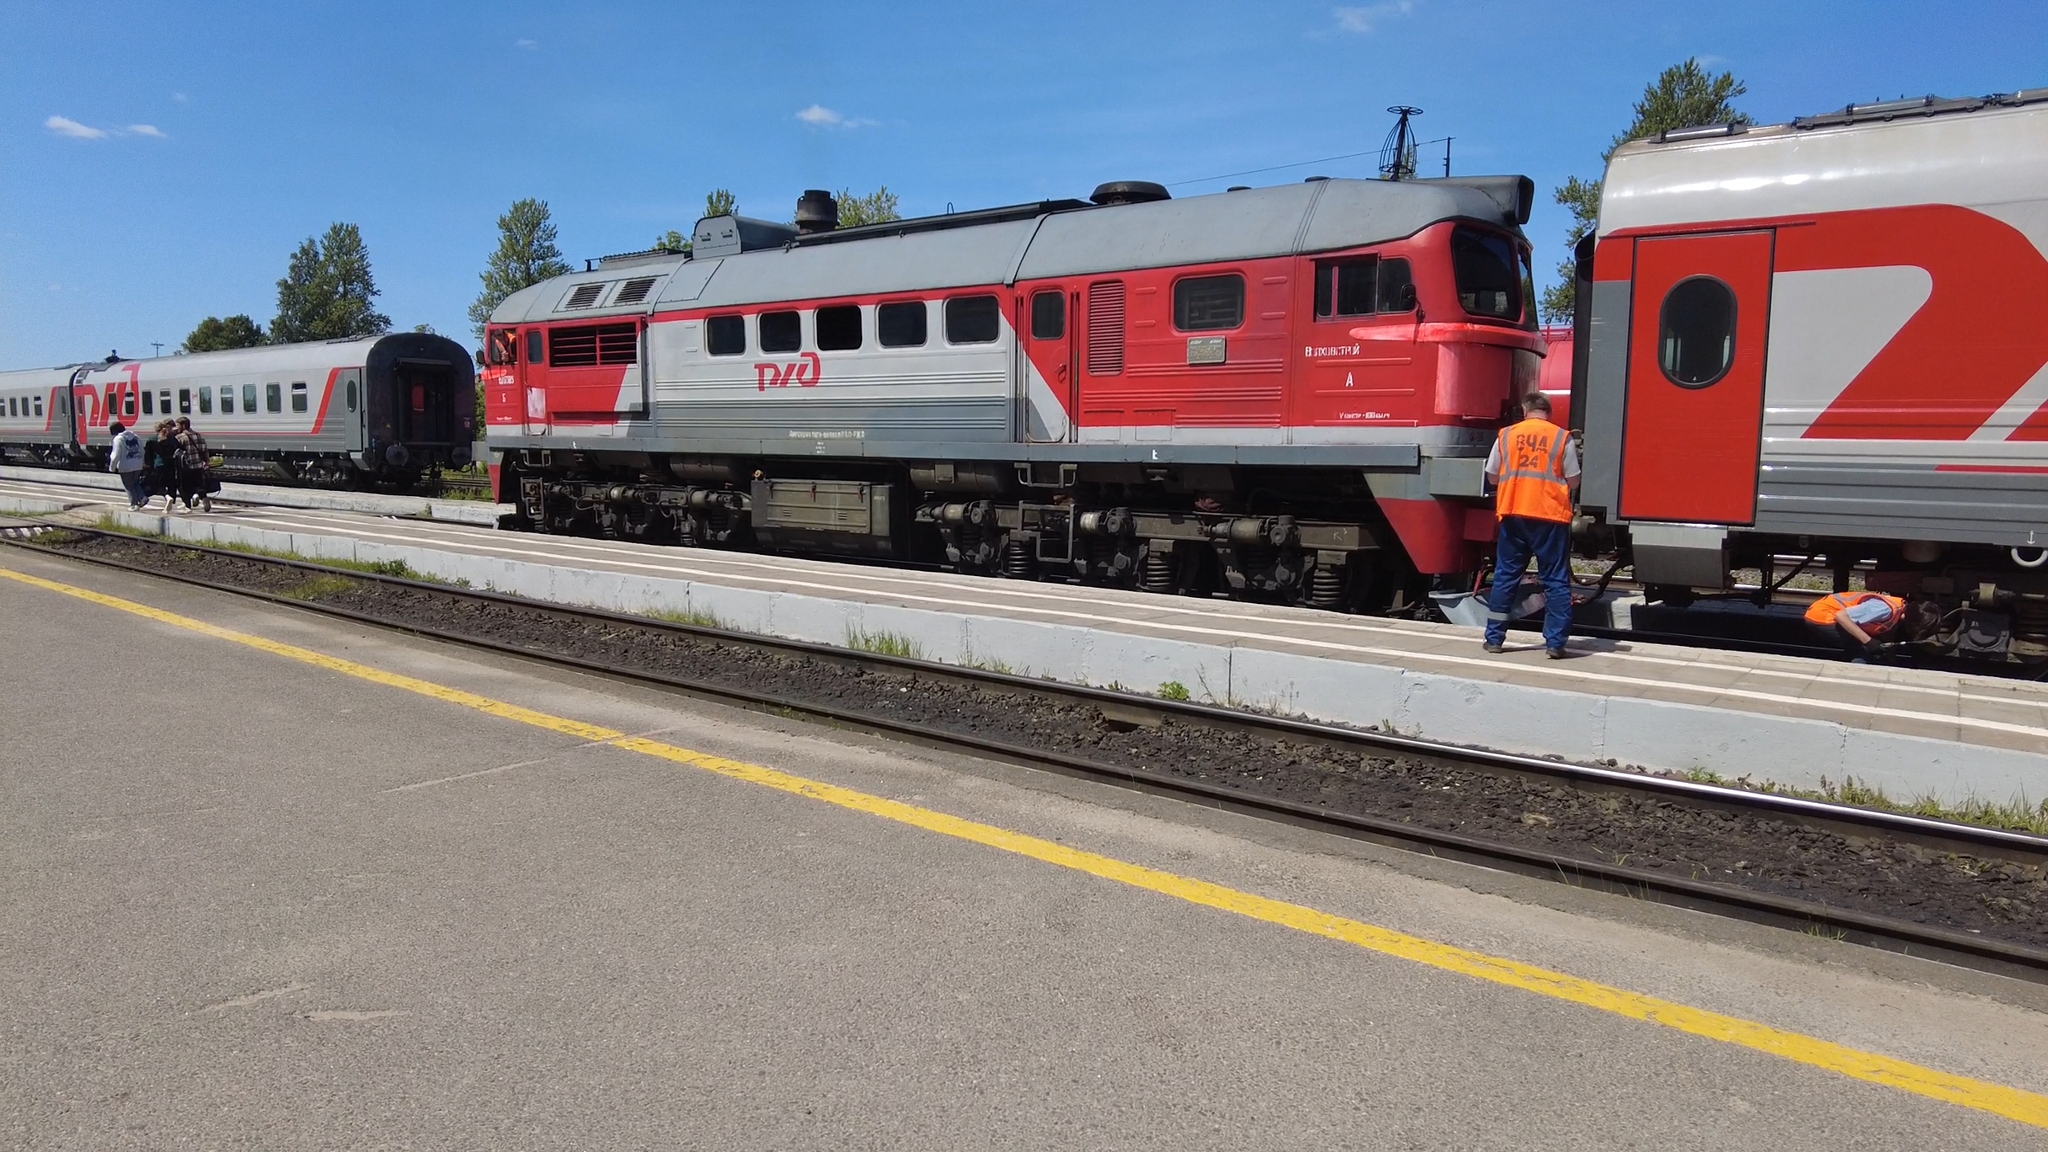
[
  {"left": 5, "top": 548, "right": 2048, "bottom": 1149},
  {"left": 2, "top": 475, "right": 2044, "bottom": 806},
  {"left": 0, "top": 463, "right": 507, "bottom": 525}
]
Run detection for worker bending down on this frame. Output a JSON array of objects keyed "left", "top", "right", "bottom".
[
  {"left": 1482, "top": 392, "right": 1579, "bottom": 659},
  {"left": 1803, "top": 590, "right": 1938, "bottom": 661}
]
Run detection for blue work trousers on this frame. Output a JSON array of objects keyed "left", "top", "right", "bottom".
[{"left": 1485, "top": 516, "right": 1573, "bottom": 650}]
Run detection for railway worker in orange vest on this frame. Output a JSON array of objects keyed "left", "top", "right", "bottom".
[
  {"left": 1482, "top": 392, "right": 1579, "bottom": 658},
  {"left": 1802, "top": 590, "right": 1935, "bottom": 660}
]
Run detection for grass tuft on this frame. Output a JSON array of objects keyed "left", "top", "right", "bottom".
[
  {"left": 278, "top": 574, "right": 360, "bottom": 601},
  {"left": 648, "top": 607, "right": 726, "bottom": 630},
  {"left": 1157, "top": 680, "right": 1191, "bottom": 702},
  {"left": 846, "top": 627, "right": 924, "bottom": 661}
]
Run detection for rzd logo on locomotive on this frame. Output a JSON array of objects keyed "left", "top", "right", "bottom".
[{"left": 755, "top": 352, "right": 823, "bottom": 392}]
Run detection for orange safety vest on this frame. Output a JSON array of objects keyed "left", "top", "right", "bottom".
[
  {"left": 1493, "top": 418, "right": 1573, "bottom": 524},
  {"left": 1803, "top": 591, "right": 1907, "bottom": 634}
]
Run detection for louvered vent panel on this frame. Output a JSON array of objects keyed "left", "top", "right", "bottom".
[
  {"left": 1086, "top": 280, "right": 1126, "bottom": 376},
  {"left": 614, "top": 277, "right": 657, "bottom": 305},
  {"left": 563, "top": 283, "right": 606, "bottom": 309},
  {"left": 547, "top": 323, "right": 638, "bottom": 367}
]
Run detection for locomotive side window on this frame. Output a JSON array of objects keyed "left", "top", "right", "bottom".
[
  {"left": 198, "top": 388, "right": 212, "bottom": 415},
  {"left": 877, "top": 301, "right": 928, "bottom": 348},
  {"left": 1451, "top": 226, "right": 1522, "bottom": 321},
  {"left": 266, "top": 383, "right": 281, "bottom": 413},
  {"left": 1378, "top": 259, "right": 1415, "bottom": 312},
  {"left": 291, "top": 382, "right": 308, "bottom": 413},
  {"left": 243, "top": 383, "right": 258, "bottom": 412},
  {"left": 526, "top": 330, "right": 544, "bottom": 364},
  {"left": 945, "top": 295, "right": 1000, "bottom": 344},
  {"left": 760, "top": 311, "right": 802, "bottom": 354},
  {"left": 487, "top": 329, "right": 518, "bottom": 365},
  {"left": 1173, "top": 274, "right": 1245, "bottom": 331},
  {"left": 1030, "top": 290, "right": 1064, "bottom": 339},
  {"left": 816, "top": 304, "right": 863, "bottom": 351},
  {"left": 706, "top": 315, "right": 747, "bottom": 356},
  {"left": 1658, "top": 276, "right": 1737, "bottom": 388},
  {"left": 1315, "top": 259, "right": 1378, "bottom": 319}
]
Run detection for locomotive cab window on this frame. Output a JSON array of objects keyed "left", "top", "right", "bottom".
[
  {"left": 487, "top": 329, "right": 518, "bottom": 365},
  {"left": 1658, "top": 276, "right": 1737, "bottom": 387},
  {"left": 1030, "top": 290, "right": 1065, "bottom": 339},
  {"left": 1173, "top": 274, "right": 1245, "bottom": 331},
  {"left": 945, "top": 295, "right": 1000, "bottom": 345},
  {"left": 1451, "top": 226, "right": 1523, "bottom": 322},
  {"left": 526, "top": 330, "right": 544, "bottom": 364},
  {"left": 759, "top": 310, "right": 801, "bottom": 354},
  {"left": 816, "top": 304, "right": 863, "bottom": 351},
  {"left": 706, "top": 315, "right": 747, "bottom": 356},
  {"left": 877, "top": 301, "right": 927, "bottom": 348},
  {"left": 291, "top": 381, "right": 308, "bottom": 413}
]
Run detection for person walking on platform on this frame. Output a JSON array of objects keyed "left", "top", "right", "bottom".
[
  {"left": 1803, "top": 590, "right": 1937, "bottom": 661},
  {"left": 1482, "top": 392, "right": 1579, "bottom": 658},
  {"left": 106, "top": 421, "right": 148, "bottom": 509},
  {"left": 173, "top": 417, "right": 215, "bottom": 513},
  {"left": 146, "top": 421, "right": 181, "bottom": 513}
]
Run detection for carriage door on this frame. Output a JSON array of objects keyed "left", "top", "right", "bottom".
[
  {"left": 67, "top": 367, "right": 92, "bottom": 447},
  {"left": 1618, "top": 230, "right": 1773, "bottom": 524},
  {"left": 1024, "top": 288, "right": 1074, "bottom": 442}
]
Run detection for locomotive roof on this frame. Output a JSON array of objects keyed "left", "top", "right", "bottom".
[{"left": 489, "top": 175, "right": 1533, "bottom": 324}]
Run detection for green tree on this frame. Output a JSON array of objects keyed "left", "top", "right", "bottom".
[
  {"left": 834, "top": 186, "right": 900, "bottom": 228},
  {"left": 272, "top": 223, "right": 392, "bottom": 343},
  {"left": 1540, "top": 59, "right": 1750, "bottom": 323},
  {"left": 704, "top": 188, "right": 736, "bottom": 218},
  {"left": 181, "top": 314, "right": 266, "bottom": 353},
  {"left": 652, "top": 229, "right": 689, "bottom": 253},
  {"left": 468, "top": 198, "right": 573, "bottom": 341}
]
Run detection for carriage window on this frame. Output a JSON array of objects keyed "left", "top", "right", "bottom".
[
  {"left": 487, "top": 329, "right": 518, "bottom": 365},
  {"left": 123, "top": 391, "right": 136, "bottom": 417},
  {"left": 706, "top": 315, "right": 746, "bottom": 356},
  {"left": 1030, "top": 290, "right": 1064, "bottom": 339},
  {"left": 346, "top": 379, "right": 358, "bottom": 411},
  {"left": 1451, "top": 226, "right": 1522, "bottom": 321},
  {"left": 815, "top": 304, "right": 863, "bottom": 351},
  {"left": 1659, "top": 276, "right": 1737, "bottom": 388},
  {"left": 141, "top": 391, "right": 154, "bottom": 415},
  {"left": 291, "top": 381, "right": 308, "bottom": 413},
  {"left": 178, "top": 389, "right": 191, "bottom": 414},
  {"left": 33, "top": 397, "right": 43, "bottom": 417},
  {"left": 944, "top": 295, "right": 1000, "bottom": 344},
  {"left": 198, "top": 388, "right": 212, "bottom": 414},
  {"left": 877, "top": 301, "right": 927, "bottom": 348},
  {"left": 759, "top": 310, "right": 801, "bottom": 353},
  {"left": 1173, "top": 274, "right": 1245, "bottom": 331},
  {"left": 5, "top": 398, "right": 13, "bottom": 416},
  {"left": 220, "top": 386, "right": 234, "bottom": 414},
  {"left": 243, "top": 383, "right": 258, "bottom": 412},
  {"left": 266, "top": 383, "right": 281, "bottom": 413},
  {"left": 526, "top": 330, "right": 544, "bottom": 364}
]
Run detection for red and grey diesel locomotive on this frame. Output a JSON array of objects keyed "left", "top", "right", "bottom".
[
  {"left": 0, "top": 333, "right": 477, "bottom": 486},
  {"left": 485, "top": 177, "right": 1541, "bottom": 612}
]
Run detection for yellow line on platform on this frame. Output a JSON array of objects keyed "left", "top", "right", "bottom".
[{"left": 5, "top": 559, "right": 2046, "bottom": 1132}]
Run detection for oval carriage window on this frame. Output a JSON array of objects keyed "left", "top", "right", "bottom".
[{"left": 1658, "top": 276, "right": 1737, "bottom": 388}]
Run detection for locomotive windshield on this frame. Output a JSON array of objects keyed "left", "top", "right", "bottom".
[{"left": 1451, "top": 226, "right": 1525, "bottom": 324}]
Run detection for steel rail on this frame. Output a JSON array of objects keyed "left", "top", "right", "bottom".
[{"left": 10, "top": 523, "right": 2048, "bottom": 982}]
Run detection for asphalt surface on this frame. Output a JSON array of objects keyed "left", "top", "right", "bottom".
[{"left": 4, "top": 545, "right": 2048, "bottom": 1151}]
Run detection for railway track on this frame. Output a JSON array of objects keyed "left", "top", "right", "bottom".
[{"left": 8, "top": 520, "right": 2048, "bottom": 983}]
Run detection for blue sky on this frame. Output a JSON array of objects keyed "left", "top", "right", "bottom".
[{"left": 3, "top": 0, "right": 2042, "bottom": 365}]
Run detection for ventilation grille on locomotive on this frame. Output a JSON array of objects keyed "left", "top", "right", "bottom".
[
  {"left": 562, "top": 283, "right": 606, "bottom": 309},
  {"left": 548, "top": 323, "right": 638, "bottom": 367},
  {"left": 614, "top": 277, "right": 657, "bottom": 305},
  {"left": 1087, "top": 280, "right": 1126, "bottom": 376}
]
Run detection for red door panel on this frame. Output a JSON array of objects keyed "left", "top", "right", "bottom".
[{"left": 1619, "top": 230, "right": 1773, "bottom": 524}]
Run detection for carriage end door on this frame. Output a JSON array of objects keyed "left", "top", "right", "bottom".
[{"left": 1618, "top": 230, "right": 1773, "bottom": 524}]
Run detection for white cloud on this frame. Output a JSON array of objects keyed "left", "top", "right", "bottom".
[
  {"left": 172, "top": 92, "right": 189, "bottom": 103},
  {"left": 1333, "top": 1, "right": 1414, "bottom": 33},
  {"left": 515, "top": 38, "right": 537, "bottom": 49},
  {"left": 795, "top": 104, "right": 877, "bottom": 129},
  {"left": 128, "top": 124, "right": 166, "bottom": 138},
  {"left": 46, "top": 115, "right": 107, "bottom": 139}
]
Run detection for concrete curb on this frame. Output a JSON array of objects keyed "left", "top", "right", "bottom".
[
  {"left": 0, "top": 465, "right": 507, "bottom": 526},
  {"left": 21, "top": 501, "right": 2035, "bottom": 808}
]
